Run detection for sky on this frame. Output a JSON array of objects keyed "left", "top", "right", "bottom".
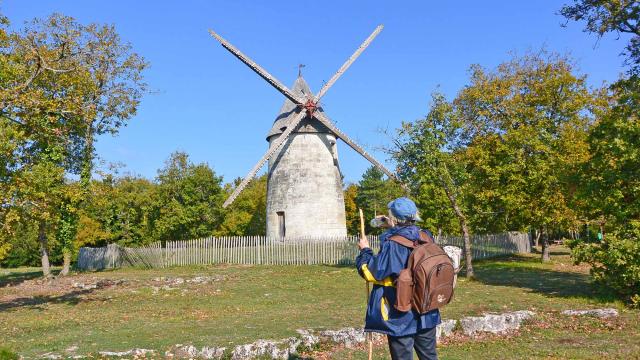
[{"left": 3, "top": 1, "right": 631, "bottom": 184}]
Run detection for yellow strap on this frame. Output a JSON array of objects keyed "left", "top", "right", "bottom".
[{"left": 361, "top": 264, "right": 395, "bottom": 287}]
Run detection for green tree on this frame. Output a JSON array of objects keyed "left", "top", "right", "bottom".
[
  {"left": 560, "top": 0, "right": 639, "bottom": 72},
  {"left": 561, "top": 0, "right": 640, "bottom": 304},
  {"left": 217, "top": 175, "right": 267, "bottom": 236},
  {"left": 392, "top": 93, "right": 476, "bottom": 277},
  {"left": 150, "top": 152, "right": 225, "bottom": 242},
  {"left": 355, "top": 166, "right": 405, "bottom": 234}
]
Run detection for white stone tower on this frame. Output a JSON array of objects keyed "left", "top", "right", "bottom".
[{"left": 265, "top": 76, "right": 346, "bottom": 239}]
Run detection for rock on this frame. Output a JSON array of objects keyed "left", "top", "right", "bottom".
[
  {"left": 71, "top": 282, "right": 97, "bottom": 290},
  {"left": 460, "top": 310, "right": 535, "bottom": 336},
  {"left": 98, "top": 350, "right": 131, "bottom": 357},
  {"left": 39, "top": 353, "right": 62, "bottom": 359},
  {"left": 232, "top": 338, "right": 296, "bottom": 360},
  {"left": 200, "top": 346, "right": 226, "bottom": 359},
  {"left": 172, "top": 344, "right": 198, "bottom": 358},
  {"left": 296, "top": 329, "right": 320, "bottom": 350},
  {"left": 318, "top": 327, "right": 366, "bottom": 348},
  {"left": 561, "top": 308, "right": 618, "bottom": 318},
  {"left": 98, "top": 348, "right": 154, "bottom": 357},
  {"left": 65, "top": 345, "right": 79, "bottom": 353},
  {"left": 436, "top": 319, "right": 457, "bottom": 340}
]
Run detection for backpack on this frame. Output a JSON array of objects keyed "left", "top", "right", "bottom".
[{"left": 389, "top": 231, "right": 455, "bottom": 314}]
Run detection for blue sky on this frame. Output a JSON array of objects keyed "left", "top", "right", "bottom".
[{"left": 3, "top": 1, "right": 631, "bottom": 184}]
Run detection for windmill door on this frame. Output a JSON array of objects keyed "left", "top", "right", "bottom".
[{"left": 277, "top": 211, "right": 286, "bottom": 239}]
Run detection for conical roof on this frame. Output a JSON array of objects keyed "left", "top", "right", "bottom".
[{"left": 266, "top": 76, "right": 330, "bottom": 140}]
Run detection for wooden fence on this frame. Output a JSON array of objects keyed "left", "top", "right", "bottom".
[{"left": 77, "top": 232, "right": 530, "bottom": 270}]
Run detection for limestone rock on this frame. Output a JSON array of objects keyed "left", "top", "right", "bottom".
[
  {"left": 172, "top": 345, "right": 198, "bottom": 358},
  {"left": 436, "top": 319, "right": 458, "bottom": 340},
  {"left": 200, "top": 346, "right": 226, "bottom": 359},
  {"left": 98, "top": 348, "right": 154, "bottom": 357},
  {"left": 460, "top": 310, "right": 535, "bottom": 336},
  {"left": 561, "top": 308, "right": 618, "bottom": 318},
  {"left": 231, "top": 338, "right": 296, "bottom": 360},
  {"left": 295, "top": 329, "right": 320, "bottom": 349},
  {"left": 318, "top": 327, "right": 366, "bottom": 348}
]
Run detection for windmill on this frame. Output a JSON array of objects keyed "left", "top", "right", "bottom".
[{"left": 210, "top": 25, "right": 398, "bottom": 239}]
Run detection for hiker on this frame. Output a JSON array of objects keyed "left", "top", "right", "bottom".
[{"left": 356, "top": 197, "right": 440, "bottom": 360}]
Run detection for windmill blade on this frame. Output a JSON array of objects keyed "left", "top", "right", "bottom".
[
  {"left": 209, "top": 29, "right": 305, "bottom": 105},
  {"left": 314, "top": 111, "right": 399, "bottom": 181},
  {"left": 315, "top": 25, "right": 384, "bottom": 101},
  {"left": 223, "top": 110, "right": 308, "bottom": 208}
]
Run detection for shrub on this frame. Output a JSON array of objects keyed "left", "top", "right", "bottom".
[{"left": 568, "top": 231, "right": 640, "bottom": 307}]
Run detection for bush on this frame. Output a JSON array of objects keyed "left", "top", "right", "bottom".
[{"left": 568, "top": 231, "right": 640, "bottom": 307}]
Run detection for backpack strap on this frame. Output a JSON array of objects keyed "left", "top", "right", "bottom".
[
  {"left": 419, "top": 230, "right": 435, "bottom": 244},
  {"left": 389, "top": 230, "right": 435, "bottom": 249},
  {"left": 388, "top": 235, "right": 416, "bottom": 249}
]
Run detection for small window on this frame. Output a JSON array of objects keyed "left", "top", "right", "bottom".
[{"left": 277, "top": 211, "right": 286, "bottom": 239}]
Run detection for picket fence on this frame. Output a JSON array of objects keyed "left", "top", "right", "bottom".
[{"left": 77, "top": 232, "right": 530, "bottom": 270}]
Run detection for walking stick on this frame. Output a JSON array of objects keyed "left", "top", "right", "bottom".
[{"left": 358, "top": 208, "right": 373, "bottom": 360}]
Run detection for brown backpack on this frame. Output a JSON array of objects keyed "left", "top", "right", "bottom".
[{"left": 390, "top": 231, "right": 455, "bottom": 314}]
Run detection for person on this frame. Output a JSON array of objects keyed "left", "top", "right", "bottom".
[{"left": 356, "top": 197, "right": 440, "bottom": 360}]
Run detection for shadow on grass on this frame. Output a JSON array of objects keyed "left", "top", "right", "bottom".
[
  {"left": 468, "top": 254, "right": 617, "bottom": 303},
  {"left": 0, "top": 270, "right": 44, "bottom": 288},
  {"left": 0, "top": 288, "right": 95, "bottom": 312}
]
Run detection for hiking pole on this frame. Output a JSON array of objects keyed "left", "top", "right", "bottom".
[{"left": 358, "top": 208, "right": 373, "bottom": 360}]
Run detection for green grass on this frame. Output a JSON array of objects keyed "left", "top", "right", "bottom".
[{"left": 1, "top": 247, "right": 638, "bottom": 359}]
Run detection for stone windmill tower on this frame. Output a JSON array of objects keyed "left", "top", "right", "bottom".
[{"left": 210, "top": 25, "right": 398, "bottom": 239}]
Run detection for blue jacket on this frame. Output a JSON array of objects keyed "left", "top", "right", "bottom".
[{"left": 355, "top": 225, "right": 441, "bottom": 337}]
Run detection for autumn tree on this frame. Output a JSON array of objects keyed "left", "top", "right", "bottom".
[
  {"left": 456, "top": 51, "right": 599, "bottom": 261},
  {"left": 343, "top": 184, "right": 360, "bottom": 235}
]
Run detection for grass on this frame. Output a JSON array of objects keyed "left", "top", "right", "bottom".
[{"left": 1, "top": 247, "right": 638, "bottom": 359}]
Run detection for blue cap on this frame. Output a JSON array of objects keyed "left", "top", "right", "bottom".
[{"left": 387, "top": 197, "right": 421, "bottom": 221}]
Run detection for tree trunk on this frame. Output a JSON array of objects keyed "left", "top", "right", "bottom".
[
  {"left": 441, "top": 179, "right": 474, "bottom": 278},
  {"left": 60, "top": 250, "right": 71, "bottom": 276},
  {"left": 59, "top": 123, "right": 94, "bottom": 275},
  {"left": 541, "top": 227, "right": 550, "bottom": 262},
  {"left": 460, "top": 219, "right": 474, "bottom": 278},
  {"left": 38, "top": 220, "right": 51, "bottom": 278},
  {"left": 534, "top": 229, "right": 541, "bottom": 247}
]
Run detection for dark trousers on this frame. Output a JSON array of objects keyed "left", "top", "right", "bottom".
[{"left": 387, "top": 327, "right": 437, "bottom": 360}]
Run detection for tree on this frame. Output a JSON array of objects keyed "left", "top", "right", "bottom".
[
  {"left": 392, "top": 93, "right": 476, "bottom": 278},
  {"left": 216, "top": 175, "right": 267, "bottom": 236},
  {"left": 343, "top": 184, "right": 360, "bottom": 235},
  {"left": 0, "top": 13, "right": 87, "bottom": 276},
  {"left": 560, "top": 0, "right": 639, "bottom": 72},
  {"left": 561, "top": 1, "right": 640, "bottom": 305},
  {"left": 355, "top": 166, "right": 405, "bottom": 234},
  {"left": 150, "top": 152, "right": 225, "bottom": 242},
  {"left": 0, "top": 12, "right": 147, "bottom": 275}
]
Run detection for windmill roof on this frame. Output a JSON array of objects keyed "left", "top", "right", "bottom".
[{"left": 266, "top": 76, "right": 330, "bottom": 140}]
